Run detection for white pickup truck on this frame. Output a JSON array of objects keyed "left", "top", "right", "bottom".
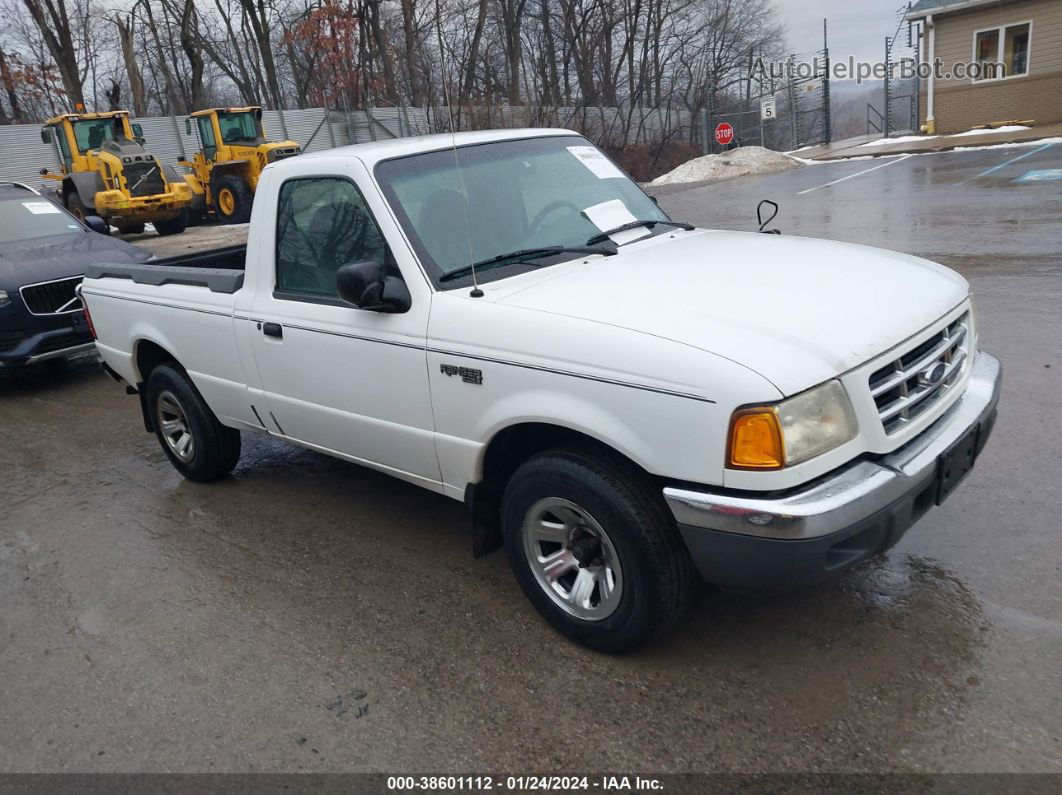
[{"left": 82, "top": 129, "right": 1001, "bottom": 651}]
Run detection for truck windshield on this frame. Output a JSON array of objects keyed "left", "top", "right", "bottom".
[
  {"left": 0, "top": 197, "right": 82, "bottom": 244},
  {"left": 374, "top": 135, "right": 668, "bottom": 289},
  {"left": 218, "top": 112, "right": 261, "bottom": 144}
]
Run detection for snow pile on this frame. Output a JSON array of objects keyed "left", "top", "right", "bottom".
[{"left": 650, "top": 146, "right": 805, "bottom": 186}]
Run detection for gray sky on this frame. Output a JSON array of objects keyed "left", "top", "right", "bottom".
[{"left": 776, "top": 0, "right": 912, "bottom": 66}]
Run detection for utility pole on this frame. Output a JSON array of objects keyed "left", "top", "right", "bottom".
[{"left": 822, "top": 19, "right": 832, "bottom": 144}]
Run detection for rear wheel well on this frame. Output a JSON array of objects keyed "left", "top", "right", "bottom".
[
  {"left": 135, "top": 340, "right": 177, "bottom": 384},
  {"left": 469, "top": 423, "right": 658, "bottom": 555}
]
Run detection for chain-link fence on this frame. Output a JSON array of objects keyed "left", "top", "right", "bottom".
[{"left": 703, "top": 41, "right": 833, "bottom": 154}]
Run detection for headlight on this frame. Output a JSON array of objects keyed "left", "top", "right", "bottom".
[
  {"left": 0, "top": 289, "right": 9, "bottom": 307},
  {"left": 728, "top": 380, "right": 858, "bottom": 470}
]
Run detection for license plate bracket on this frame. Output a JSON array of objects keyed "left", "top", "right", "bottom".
[{"left": 936, "top": 423, "right": 981, "bottom": 505}]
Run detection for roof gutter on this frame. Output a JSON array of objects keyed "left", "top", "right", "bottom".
[{"left": 905, "top": 0, "right": 1004, "bottom": 21}]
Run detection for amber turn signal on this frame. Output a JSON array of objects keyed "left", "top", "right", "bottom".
[{"left": 728, "top": 409, "right": 784, "bottom": 470}]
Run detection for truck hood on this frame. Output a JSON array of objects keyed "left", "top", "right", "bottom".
[{"left": 493, "top": 230, "right": 969, "bottom": 395}]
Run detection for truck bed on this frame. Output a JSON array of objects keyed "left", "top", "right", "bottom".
[{"left": 83, "top": 244, "right": 247, "bottom": 294}]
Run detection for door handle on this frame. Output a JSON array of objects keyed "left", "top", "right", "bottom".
[{"left": 262, "top": 322, "right": 283, "bottom": 338}]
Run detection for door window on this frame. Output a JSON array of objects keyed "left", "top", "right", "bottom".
[
  {"left": 197, "top": 116, "right": 218, "bottom": 160},
  {"left": 275, "top": 177, "right": 388, "bottom": 299}
]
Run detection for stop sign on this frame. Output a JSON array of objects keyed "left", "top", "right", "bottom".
[{"left": 714, "top": 122, "right": 735, "bottom": 146}]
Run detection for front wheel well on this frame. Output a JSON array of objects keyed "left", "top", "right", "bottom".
[{"left": 469, "top": 423, "right": 658, "bottom": 556}]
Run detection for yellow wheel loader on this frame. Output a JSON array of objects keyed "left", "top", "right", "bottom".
[
  {"left": 39, "top": 111, "right": 194, "bottom": 236},
  {"left": 180, "top": 107, "right": 301, "bottom": 224}
]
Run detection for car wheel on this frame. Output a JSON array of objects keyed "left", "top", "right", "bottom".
[
  {"left": 146, "top": 363, "right": 241, "bottom": 482},
  {"left": 66, "top": 191, "right": 89, "bottom": 221},
  {"left": 214, "top": 175, "right": 252, "bottom": 224},
  {"left": 502, "top": 447, "right": 693, "bottom": 652},
  {"left": 154, "top": 209, "right": 189, "bottom": 237}
]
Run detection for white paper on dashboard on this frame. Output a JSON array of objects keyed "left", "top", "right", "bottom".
[
  {"left": 22, "top": 201, "right": 62, "bottom": 215},
  {"left": 582, "top": 199, "right": 651, "bottom": 245},
  {"left": 567, "top": 146, "right": 625, "bottom": 179}
]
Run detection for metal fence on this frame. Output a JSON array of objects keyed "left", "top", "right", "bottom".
[{"left": 704, "top": 45, "right": 832, "bottom": 155}]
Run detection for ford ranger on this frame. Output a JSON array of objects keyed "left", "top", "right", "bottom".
[{"left": 80, "top": 129, "right": 1001, "bottom": 651}]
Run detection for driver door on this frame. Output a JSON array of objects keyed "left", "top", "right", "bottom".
[{"left": 245, "top": 167, "right": 441, "bottom": 487}]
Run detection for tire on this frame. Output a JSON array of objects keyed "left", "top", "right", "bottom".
[
  {"left": 117, "top": 222, "right": 146, "bottom": 235},
  {"left": 65, "top": 191, "right": 89, "bottom": 221},
  {"left": 145, "top": 363, "right": 241, "bottom": 482},
  {"left": 214, "top": 175, "right": 253, "bottom": 224},
  {"left": 502, "top": 447, "right": 693, "bottom": 652},
  {"left": 154, "top": 209, "right": 189, "bottom": 237}
]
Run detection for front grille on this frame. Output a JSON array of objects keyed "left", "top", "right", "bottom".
[
  {"left": 0, "top": 330, "right": 25, "bottom": 352},
  {"left": 19, "top": 277, "right": 83, "bottom": 315},
  {"left": 123, "top": 160, "right": 165, "bottom": 197},
  {"left": 868, "top": 312, "right": 970, "bottom": 434},
  {"left": 33, "top": 331, "right": 93, "bottom": 355}
]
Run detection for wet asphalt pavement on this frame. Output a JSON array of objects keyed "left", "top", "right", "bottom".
[{"left": 2, "top": 145, "right": 1061, "bottom": 774}]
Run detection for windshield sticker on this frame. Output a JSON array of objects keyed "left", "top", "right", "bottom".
[
  {"left": 582, "top": 199, "right": 651, "bottom": 245},
  {"left": 567, "top": 146, "right": 625, "bottom": 179},
  {"left": 22, "top": 201, "right": 63, "bottom": 215}
]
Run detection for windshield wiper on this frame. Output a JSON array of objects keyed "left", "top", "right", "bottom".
[
  {"left": 585, "top": 219, "right": 694, "bottom": 246},
  {"left": 439, "top": 245, "right": 615, "bottom": 283}
]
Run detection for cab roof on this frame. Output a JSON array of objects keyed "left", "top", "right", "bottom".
[
  {"left": 190, "top": 107, "right": 262, "bottom": 117},
  {"left": 44, "top": 111, "right": 131, "bottom": 125},
  {"left": 297, "top": 127, "right": 581, "bottom": 167}
]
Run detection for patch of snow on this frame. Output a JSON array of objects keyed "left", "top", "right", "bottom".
[
  {"left": 952, "top": 124, "right": 1030, "bottom": 137},
  {"left": 650, "top": 146, "right": 804, "bottom": 186},
  {"left": 860, "top": 134, "right": 934, "bottom": 147},
  {"left": 859, "top": 125, "right": 1033, "bottom": 149},
  {"left": 822, "top": 136, "right": 1062, "bottom": 163}
]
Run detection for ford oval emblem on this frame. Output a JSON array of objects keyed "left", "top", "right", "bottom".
[{"left": 919, "top": 361, "right": 947, "bottom": 387}]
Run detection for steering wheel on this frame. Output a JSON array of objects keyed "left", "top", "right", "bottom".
[{"left": 528, "top": 200, "right": 581, "bottom": 235}]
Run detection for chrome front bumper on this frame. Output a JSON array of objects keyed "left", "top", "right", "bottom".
[{"left": 664, "top": 352, "right": 1001, "bottom": 589}]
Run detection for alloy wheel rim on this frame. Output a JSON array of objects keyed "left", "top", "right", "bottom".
[
  {"left": 156, "top": 390, "right": 195, "bottom": 462},
  {"left": 522, "top": 497, "right": 623, "bottom": 621}
]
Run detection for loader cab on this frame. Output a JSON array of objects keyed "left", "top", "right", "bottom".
[
  {"left": 187, "top": 107, "right": 265, "bottom": 163},
  {"left": 40, "top": 113, "right": 146, "bottom": 176}
]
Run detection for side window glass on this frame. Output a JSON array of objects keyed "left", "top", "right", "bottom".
[
  {"left": 197, "top": 117, "right": 217, "bottom": 160},
  {"left": 55, "top": 128, "right": 73, "bottom": 169},
  {"left": 275, "top": 177, "right": 388, "bottom": 299}
]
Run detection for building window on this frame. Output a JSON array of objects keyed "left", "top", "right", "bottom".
[
  {"left": 1004, "top": 23, "right": 1030, "bottom": 76},
  {"left": 973, "top": 22, "right": 1032, "bottom": 81}
]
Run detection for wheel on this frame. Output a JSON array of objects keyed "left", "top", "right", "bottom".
[
  {"left": 154, "top": 209, "right": 189, "bottom": 236},
  {"left": 214, "top": 175, "right": 252, "bottom": 224},
  {"left": 502, "top": 447, "right": 693, "bottom": 652},
  {"left": 117, "top": 222, "right": 146, "bottom": 235},
  {"left": 145, "top": 363, "right": 241, "bottom": 482},
  {"left": 65, "top": 191, "right": 89, "bottom": 221}
]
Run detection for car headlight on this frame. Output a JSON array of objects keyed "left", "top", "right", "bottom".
[
  {"left": 728, "top": 380, "right": 858, "bottom": 470},
  {"left": 0, "top": 289, "right": 10, "bottom": 307}
]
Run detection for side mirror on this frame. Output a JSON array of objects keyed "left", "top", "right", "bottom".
[
  {"left": 335, "top": 261, "right": 411, "bottom": 313},
  {"left": 84, "top": 215, "right": 111, "bottom": 235},
  {"left": 40, "top": 128, "right": 53, "bottom": 144},
  {"left": 185, "top": 118, "right": 192, "bottom": 136}
]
